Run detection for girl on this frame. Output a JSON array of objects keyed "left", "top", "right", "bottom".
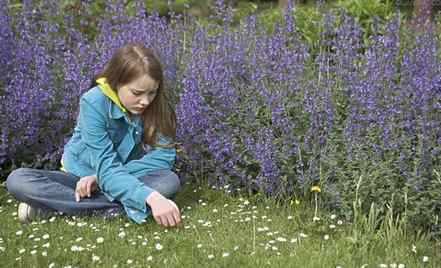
[{"left": 6, "top": 44, "right": 182, "bottom": 228}]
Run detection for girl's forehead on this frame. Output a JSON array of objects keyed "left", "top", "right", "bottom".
[{"left": 127, "top": 74, "right": 159, "bottom": 91}]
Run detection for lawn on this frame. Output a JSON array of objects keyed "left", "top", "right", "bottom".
[{"left": 0, "top": 180, "right": 439, "bottom": 267}]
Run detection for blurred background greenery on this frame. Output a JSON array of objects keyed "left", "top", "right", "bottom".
[
  {"left": 8, "top": 1, "right": 439, "bottom": 39},
  {"left": 26, "top": 0, "right": 435, "bottom": 56},
  {"left": 19, "top": 0, "right": 436, "bottom": 44}
]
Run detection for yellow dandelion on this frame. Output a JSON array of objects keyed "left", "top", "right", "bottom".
[{"left": 311, "top": 186, "right": 321, "bottom": 193}]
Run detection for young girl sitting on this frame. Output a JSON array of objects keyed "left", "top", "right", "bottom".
[{"left": 6, "top": 44, "right": 182, "bottom": 228}]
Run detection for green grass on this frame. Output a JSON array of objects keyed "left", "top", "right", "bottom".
[{"left": 0, "top": 181, "right": 439, "bottom": 267}]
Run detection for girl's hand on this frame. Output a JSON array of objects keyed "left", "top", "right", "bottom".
[
  {"left": 146, "top": 191, "right": 182, "bottom": 228},
  {"left": 75, "top": 174, "right": 98, "bottom": 202}
]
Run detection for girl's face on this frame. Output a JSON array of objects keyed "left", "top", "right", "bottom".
[{"left": 118, "top": 74, "right": 159, "bottom": 115}]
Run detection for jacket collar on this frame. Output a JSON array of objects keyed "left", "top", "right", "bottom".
[{"left": 96, "top": 77, "right": 127, "bottom": 119}]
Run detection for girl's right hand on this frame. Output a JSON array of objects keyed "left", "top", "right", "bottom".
[
  {"left": 75, "top": 174, "right": 98, "bottom": 202},
  {"left": 146, "top": 191, "right": 182, "bottom": 228}
]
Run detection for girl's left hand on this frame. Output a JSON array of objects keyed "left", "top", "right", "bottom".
[{"left": 75, "top": 174, "right": 98, "bottom": 202}]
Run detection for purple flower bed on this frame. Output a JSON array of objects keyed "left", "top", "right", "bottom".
[{"left": 1, "top": 1, "right": 440, "bottom": 234}]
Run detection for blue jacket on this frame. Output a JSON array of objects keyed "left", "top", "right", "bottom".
[{"left": 61, "top": 81, "right": 176, "bottom": 223}]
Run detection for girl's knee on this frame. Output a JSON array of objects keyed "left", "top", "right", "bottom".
[
  {"left": 6, "top": 168, "right": 37, "bottom": 197},
  {"left": 159, "top": 171, "right": 181, "bottom": 199},
  {"left": 168, "top": 171, "right": 181, "bottom": 192},
  {"left": 141, "top": 170, "right": 181, "bottom": 199}
]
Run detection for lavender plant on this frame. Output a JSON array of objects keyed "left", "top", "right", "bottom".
[{"left": 1, "top": 0, "right": 440, "bottom": 235}]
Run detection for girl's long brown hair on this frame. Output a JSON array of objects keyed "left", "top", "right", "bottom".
[{"left": 93, "top": 43, "right": 176, "bottom": 148}]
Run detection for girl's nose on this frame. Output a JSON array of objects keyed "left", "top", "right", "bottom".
[{"left": 140, "top": 96, "right": 150, "bottom": 106}]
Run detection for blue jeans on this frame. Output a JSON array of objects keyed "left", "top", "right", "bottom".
[{"left": 6, "top": 168, "right": 181, "bottom": 217}]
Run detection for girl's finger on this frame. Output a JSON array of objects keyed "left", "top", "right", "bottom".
[
  {"left": 78, "top": 183, "right": 85, "bottom": 197},
  {"left": 166, "top": 214, "right": 176, "bottom": 227},
  {"left": 161, "top": 215, "right": 170, "bottom": 227},
  {"left": 172, "top": 212, "right": 180, "bottom": 227},
  {"left": 172, "top": 204, "right": 181, "bottom": 219},
  {"left": 75, "top": 182, "right": 81, "bottom": 199},
  {"left": 80, "top": 180, "right": 88, "bottom": 197},
  {"left": 86, "top": 180, "right": 92, "bottom": 197},
  {"left": 153, "top": 214, "right": 161, "bottom": 225}
]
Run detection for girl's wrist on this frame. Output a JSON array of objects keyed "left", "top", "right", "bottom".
[{"left": 146, "top": 191, "right": 162, "bottom": 206}]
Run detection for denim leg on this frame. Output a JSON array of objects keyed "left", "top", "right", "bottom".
[
  {"left": 6, "top": 168, "right": 120, "bottom": 215},
  {"left": 139, "top": 169, "right": 181, "bottom": 200}
]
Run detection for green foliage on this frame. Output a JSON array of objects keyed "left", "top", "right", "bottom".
[
  {"left": 335, "top": 0, "right": 408, "bottom": 36},
  {"left": 142, "top": 0, "right": 192, "bottom": 15},
  {"left": 337, "top": 0, "right": 395, "bottom": 22},
  {"left": 255, "top": 0, "right": 410, "bottom": 49}
]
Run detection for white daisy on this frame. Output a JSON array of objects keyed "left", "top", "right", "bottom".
[
  {"left": 276, "top": 237, "right": 287, "bottom": 242},
  {"left": 118, "top": 231, "right": 126, "bottom": 238},
  {"left": 92, "top": 255, "right": 100, "bottom": 262},
  {"left": 299, "top": 233, "right": 308, "bottom": 238}
]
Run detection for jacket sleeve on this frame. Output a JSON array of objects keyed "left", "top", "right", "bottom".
[
  {"left": 123, "top": 135, "right": 176, "bottom": 176},
  {"left": 78, "top": 96, "right": 154, "bottom": 212}
]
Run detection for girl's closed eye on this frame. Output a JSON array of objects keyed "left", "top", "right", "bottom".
[
  {"left": 132, "top": 90, "right": 143, "bottom": 96},
  {"left": 132, "top": 89, "right": 157, "bottom": 96}
]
